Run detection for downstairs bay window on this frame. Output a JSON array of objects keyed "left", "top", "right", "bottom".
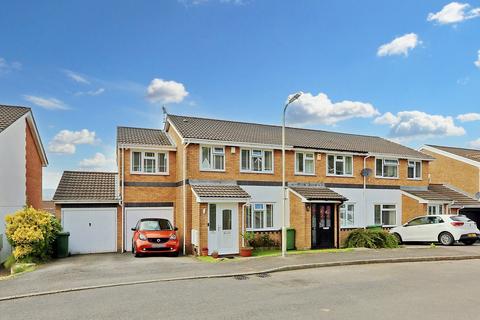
[
  {"left": 374, "top": 204, "right": 397, "bottom": 226},
  {"left": 246, "top": 203, "right": 274, "bottom": 230},
  {"left": 340, "top": 203, "right": 355, "bottom": 228}
]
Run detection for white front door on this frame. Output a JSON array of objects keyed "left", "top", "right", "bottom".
[{"left": 207, "top": 203, "right": 238, "bottom": 255}]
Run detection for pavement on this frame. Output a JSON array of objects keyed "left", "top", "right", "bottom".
[
  {"left": 1, "top": 244, "right": 480, "bottom": 300},
  {"left": 2, "top": 259, "right": 480, "bottom": 320}
]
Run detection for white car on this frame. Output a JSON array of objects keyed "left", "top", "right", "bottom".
[{"left": 390, "top": 215, "right": 480, "bottom": 246}]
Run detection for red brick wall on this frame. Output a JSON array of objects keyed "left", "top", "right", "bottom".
[{"left": 25, "top": 120, "right": 43, "bottom": 209}]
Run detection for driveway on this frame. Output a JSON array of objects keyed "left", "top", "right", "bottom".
[{"left": 2, "top": 244, "right": 480, "bottom": 299}]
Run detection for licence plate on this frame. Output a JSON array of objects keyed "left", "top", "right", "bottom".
[
  {"left": 152, "top": 243, "right": 166, "bottom": 248},
  {"left": 468, "top": 233, "right": 477, "bottom": 238}
]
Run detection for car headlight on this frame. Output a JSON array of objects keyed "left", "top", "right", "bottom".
[
  {"left": 169, "top": 233, "right": 177, "bottom": 241},
  {"left": 139, "top": 233, "right": 147, "bottom": 241}
]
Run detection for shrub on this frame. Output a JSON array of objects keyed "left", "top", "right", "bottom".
[
  {"left": 345, "top": 229, "right": 399, "bottom": 249},
  {"left": 242, "top": 232, "right": 279, "bottom": 249},
  {"left": 5, "top": 206, "right": 62, "bottom": 262}
]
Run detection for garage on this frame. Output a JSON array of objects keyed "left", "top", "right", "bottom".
[
  {"left": 124, "top": 207, "right": 174, "bottom": 250},
  {"left": 62, "top": 207, "right": 117, "bottom": 254}
]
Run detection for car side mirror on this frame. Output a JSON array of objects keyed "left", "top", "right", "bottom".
[
  {"left": 131, "top": 227, "right": 136, "bottom": 231},
  {"left": 174, "top": 227, "right": 179, "bottom": 231}
]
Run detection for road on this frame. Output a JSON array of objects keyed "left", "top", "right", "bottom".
[{"left": 1, "top": 260, "right": 479, "bottom": 320}]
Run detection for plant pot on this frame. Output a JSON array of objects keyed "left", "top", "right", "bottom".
[
  {"left": 201, "top": 247, "right": 208, "bottom": 256},
  {"left": 240, "top": 247, "right": 253, "bottom": 257},
  {"left": 211, "top": 251, "right": 219, "bottom": 259}
]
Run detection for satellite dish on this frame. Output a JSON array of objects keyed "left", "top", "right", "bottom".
[{"left": 361, "top": 168, "right": 372, "bottom": 177}]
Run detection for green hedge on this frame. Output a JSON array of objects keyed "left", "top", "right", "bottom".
[{"left": 345, "top": 229, "right": 399, "bottom": 249}]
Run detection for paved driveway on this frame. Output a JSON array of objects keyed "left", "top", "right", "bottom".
[{"left": 2, "top": 244, "right": 480, "bottom": 299}]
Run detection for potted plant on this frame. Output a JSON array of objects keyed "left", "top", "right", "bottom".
[
  {"left": 201, "top": 247, "right": 208, "bottom": 256},
  {"left": 211, "top": 250, "right": 219, "bottom": 259},
  {"left": 240, "top": 231, "right": 255, "bottom": 257}
]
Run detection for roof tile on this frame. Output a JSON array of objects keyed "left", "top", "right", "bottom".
[
  {"left": 191, "top": 184, "right": 250, "bottom": 199},
  {"left": 0, "top": 105, "right": 30, "bottom": 133},
  {"left": 290, "top": 186, "right": 347, "bottom": 201},
  {"left": 53, "top": 171, "right": 118, "bottom": 202},
  {"left": 117, "top": 126, "right": 173, "bottom": 147}
]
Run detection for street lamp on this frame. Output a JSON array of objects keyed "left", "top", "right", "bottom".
[{"left": 282, "top": 92, "right": 303, "bottom": 257}]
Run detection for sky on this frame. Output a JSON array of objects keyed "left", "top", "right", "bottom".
[{"left": 0, "top": 0, "right": 479, "bottom": 199}]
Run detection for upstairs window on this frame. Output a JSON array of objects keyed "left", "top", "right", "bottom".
[
  {"left": 131, "top": 151, "right": 168, "bottom": 174},
  {"left": 375, "top": 158, "right": 398, "bottom": 178},
  {"left": 240, "top": 149, "right": 273, "bottom": 173},
  {"left": 201, "top": 146, "right": 225, "bottom": 171},
  {"left": 408, "top": 160, "right": 422, "bottom": 179},
  {"left": 295, "top": 152, "right": 315, "bottom": 175},
  {"left": 327, "top": 155, "right": 353, "bottom": 176}
]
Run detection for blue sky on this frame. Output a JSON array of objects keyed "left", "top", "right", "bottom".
[{"left": 0, "top": 1, "right": 479, "bottom": 197}]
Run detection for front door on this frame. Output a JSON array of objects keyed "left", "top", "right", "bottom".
[
  {"left": 207, "top": 203, "right": 238, "bottom": 255},
  {"left": 311, "top": 204, "right": 335, "bottom": 248}
]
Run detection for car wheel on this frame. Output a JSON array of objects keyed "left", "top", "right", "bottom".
[
  {"left": 133, "top": 244, "right": 141, "bottom": 257},
  {"left": 393, "top": 233, "right": 402, "bottom": 244},
  {"left": 438, "top": 232, "right": 454, "bottom": 246},
  {"left": 461, "top": 239, "right": 477, "bottom": 246}
]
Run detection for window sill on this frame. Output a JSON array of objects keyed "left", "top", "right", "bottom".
[
  {"left": 246, "top": 228, "right": 279, "bottom": 232},
  {"left": 130, "top": 172, "right": 169, "bottom": 176},
  {"left": 200, "top": 169, "right": 226, "bottom": 173},
  {"left": 294, "top": 172, "right": 316, "bottom": 176},
  {"left": 375, "top": 176, "right": 399, "bottom": 180},
  {"left": 240, "top": 170, "right": 274, "bottom": 175},
  {"left": 407, "top": 178, "right": 423, "bottom": 181},
  {"left": 326, "top": 174, "right": 354, "bottom": 178}
]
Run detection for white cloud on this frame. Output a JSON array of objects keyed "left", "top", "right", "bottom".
[
  {"left": 457, "top": 113, "right": 480, "bottom": 122},
  {"left": 24, "top": 95, "right": 69, "bottom": 110},
  {"left": 475, "top": 50, "right": 480, "bottom": 68},
  {"left": 377, "top": 33, "right": 421, "bottom": 57},
  {"left": 63, "top": 69, "right": 90, "bottom": 84},
  {"left": 0, "top": 57, "right": 22, "bottom": 74},
  {"left": 427, "top": 2, "right": 480, "bottom": 25},
  {"left": 146, "top": 78, "right": 188, "bottom": 104},
  {"left": 374, "top": 111, "right": 466, "bottom": 140},
  {"left": 75, "top": 88, "right": 105, "bottom": 96},
  {"left": 79, "top": 152, "right": 116, "bottom": 171},
  {"left": 287, "top": 92, "right": 380, "bottom": 125},
  {"left": 469, "top": 138, "right": 480, "bottom": 149},
  {"left": 48, "top": 129, "right": 97, "bottom": 154}
]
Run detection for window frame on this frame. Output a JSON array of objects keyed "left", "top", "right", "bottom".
[
  {"left": 407, "top": 160, "right": 422, "bottom": 180},
  {"left": 326, "top": 154, "right": 354, "bottom": 177},
  {"left": 239, "top": 148, "right": 274, "bottom": 174},
  {"left": 374, "top": 203, "right": 397, "bottom": 226},
  {"left": 295, "top": 152, "right": 315, "bottom": 175},
  {"left": 245, "top": 203, "right": 275, "bottom": 231},
  {"left": 339, "top": 202, "right": 355, "bottom": 228},
  {"left": 200, "top": 145, "right": 225, "bottom": 172},
  {"left": 375, "top": 158, "right": 399, "bottom": 179},
  {"left": 130, "top": 150, "right": 169, "bottom": 175},
  {"left": 427, "top": 204, "right": 444, "bottom": 215}
]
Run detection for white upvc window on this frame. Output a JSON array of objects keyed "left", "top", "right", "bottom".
[
  {"left": 375, "top": 158, "right": 399, "bottom": 178},
  {"left": 295, "top": 152, "right": 315, "bottom": 175},
  {"left": 428, "top": 204, "right": 444, "bottom": 215},
  {"left": 246, "top": 203, "right": 274, "bottom": 230},
  {"left": 240, "top": 148, "right": 273, "bottom": 173},
  {"left": 407, "top": 160, "right": 422, "bottom": 179},
  {"left": 374, "top": 204, "right": 397, "bottom": 226},
  {"left": 131, "top": 151, "right": 169, "bottom": 174},
  {"left": 200, "top": 146, "right": 225, "bottom": 171},
  {"left": 340, "top": 203, "right": 355, "bottom": 228},
  {"left": 327, "top": 154, "right": 353, "bottom": 176}
]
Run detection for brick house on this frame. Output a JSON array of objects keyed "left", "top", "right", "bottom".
[
  {"left": 55, "top": 114, "right": 479, "bottom": 256},
  {"left": 416, "top": 145, "right": 480, "bottom": 224},
  {"left": 0, "top": 105, "right": 48, "bottom": 262}
]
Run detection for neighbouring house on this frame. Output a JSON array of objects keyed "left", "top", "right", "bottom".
[
  {"left": 417, "top": 145, "right": 480, "bottom": 223},
  {"left": 53, "top": 171, "right": 121, "bottom": 254},
  {"left": 53, "top": 113, "right": 451, "bottom": 256},
  {"left": 0, "top": 105, "right": 48, "bottom": 262}
]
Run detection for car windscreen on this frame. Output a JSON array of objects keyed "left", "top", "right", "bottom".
[
  {"left": 450, "top": 216, "right": 472, "bottom": 222},
  {"left": 138, "top": 220, "right": 173, "bottom": 231}
]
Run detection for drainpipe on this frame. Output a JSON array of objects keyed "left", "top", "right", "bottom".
[
  {"left": 183, "top": 142, "right": 190, "bottom": 255},
  {"left": 121, "top": 147, "right": 125, "bottom": 252},
  {"left": 241, "top": 203, "right": 250, "bottom": 247},
  {"left": 363, "top": 155, "right": 372, "bottom": 228}
]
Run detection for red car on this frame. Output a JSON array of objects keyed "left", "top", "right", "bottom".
[{"left": 131, "top": 218, "right": 180, "bottom": 257}]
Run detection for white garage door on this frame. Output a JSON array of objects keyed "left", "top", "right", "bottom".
[
  {"left": 125, "top": 207, "right": 174, "bottom": 250},
  {"left": 62, "top": 208, "right": 117, "bottom": 254}
]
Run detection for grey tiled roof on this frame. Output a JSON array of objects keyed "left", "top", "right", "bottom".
[
  {"left": 168, "top": 114, "right": 433, "bottom": 160},
  {"left": 290, "top": 186, "right": 348, "bottom": 201},
  {"left": 0, "top": 105, "right": 30, "bottom": 133},
  {"left": 404, "top": 185, "right": 480, "bottom": 208},
  {"left": 117, "top": 126, "right": 173, "bottom": 146},
  {"left": 191, "top": 184, "right": 250, "bottom": 199},
  {"left": 426, "top": 145, "right": 480, "bottom": 163},
  {"left": 53, "top": 171, "right": 119, "bottom": 202}
]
